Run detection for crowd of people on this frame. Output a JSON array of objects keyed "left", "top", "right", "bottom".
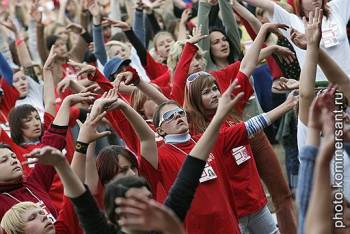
[{"left": 0, "top": 0, "right": 349, "bottom": 233}]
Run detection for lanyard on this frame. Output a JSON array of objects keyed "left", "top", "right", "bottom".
[
  {"left": 167, "top": 138, "right": 197, "bottom": 156},
  {"left": 2, "top": 187, "right": 41, "bottom": 203}
]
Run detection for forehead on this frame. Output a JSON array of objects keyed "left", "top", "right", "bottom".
[
  {"left": 210, "top": 31, "right": 225, "bottom": 39},
  {"left": 14, "top": 70, "right": 25, "bottom": 78},
  {"left": 117, "top": 154, "right": 131, "bottom": 166},
  {"left": 159, "top": 104, "right": 179, "bottom": 115},
  {"left": 23, "top": 207, "right": 41, "bottom": 218},
  {"left": 157, "top": 34, "right": 173, "bottom": 43},
  {"left": 0, "top": 148, "right": 14, "bottom": 158}
]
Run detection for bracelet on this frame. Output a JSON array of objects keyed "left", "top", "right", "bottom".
[{"left": 75, "top": 141, "right": 89, "bottom": 154}]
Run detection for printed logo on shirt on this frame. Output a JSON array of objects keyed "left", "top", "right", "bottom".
[
  {"left": 36, "top": 200, "right": 56, "bottom": 223},
  {"left": 232, "top": 146, "right": 251, "bottom": 165},
  {"left": 199, "top": 162, "right": 217, "bottom": 183},
  {"left": 0, "top": 122, "right": 11, "bottom": 135}
]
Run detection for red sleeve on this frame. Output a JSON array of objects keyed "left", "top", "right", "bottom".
[
  {"left": 145, "top": 53, "right": 169, "bottom": 80},
  {"left": 106, "top": 111, "right": 140, "bottom": 154},
  {"left": 221, "top": 122, "right": 249, "bottom": 153},
  {"left": 150, "top": 71, "right": 172, "bottom": 99},
  {"left": 235, "top": 12, "right": 283, "bottom": 80},
  {"left": 89, "top": 69, "right": 114, "bottom": 92},
  {"left": 171, "top": 43, "right": 198, "bottom": 105},
  {"left": 139, "top": 157, "right": 162, "bottom": 199},
  {"left": 41, "top": 124, "right": 68, "bottom": 150},
  {"left": 233, "top": 71, "right": 254, "bottom": 113},
  {"left": 210, "top": 61, "right": 241, "bottom": 91},
  {"left": 0, "top": 78, "right": 19, "bottom": 122},
  {"left": 43, "top": 112, "right": 55, "bottom": 130}
]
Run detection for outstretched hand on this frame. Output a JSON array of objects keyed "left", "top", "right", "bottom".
[
  {"left": 24, "top": 146, "right": 66, "bottom": 167},
  {"left": 67, "top": 59, "right": 96, "bottom": 78},
  {"left": 113, "top": 71, "right": 140, "bottom": 91},
  {"left": 77, "top": 111, "right": 111, "bottom": 144},
  {"left": 187, "top": 25, "right": 208, "bottom": 44},
  {"left": 272, "top": 78, "right": 299, "bottom": 93},
  {"left": 290, "top": 28, "right": 307, "bottom": 50},
  {"left": 105, "top": 18, "right": 131, "bottom": 31},
  {"left": 303, "top": 7, "right": 323, "bottom": 47},
  {"left": 215, "top": 80, "right": 244, "bottom": 120},
  {"left": 115, "top": 193, "right": 185, "bottom": 234},
  {"left": 43, "top": 45, "right": 58, "bottom": 71},
  {"left": 89, "top": 88, "right": 120, "bottom": 119}
]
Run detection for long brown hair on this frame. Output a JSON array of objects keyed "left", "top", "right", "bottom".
[
  {"left": 293, "top": 0, "right": 330, "bottom": 18},
  {"left": 184, "top": 75, "right": 241, "bottom": 135}
]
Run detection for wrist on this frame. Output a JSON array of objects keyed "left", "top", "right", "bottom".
[
  {"left": 54, "top": 158, "right": 69, "bottom": 169},
  {"left": 75, "top": 140, "right": 90, "bottom": 154}
]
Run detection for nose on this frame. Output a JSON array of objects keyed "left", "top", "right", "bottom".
[
  {"left": 10, "top": 158, "right": 18, "bottom": 166},
  {"left": 41, "top": 213, "right": 47, "bottom": 222}
]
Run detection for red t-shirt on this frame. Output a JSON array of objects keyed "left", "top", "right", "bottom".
[
  {"left": 0, "top": 78, "right": 19, "bottom": 124},
  {"left": 144, "top": 52, "right": 169, "bottom": 80},
  {"left": 215, "top": 121, "right": 267, "bottom": 217},
  {"left": 140, "top": 138, "right": 241, "bottom": 234}
]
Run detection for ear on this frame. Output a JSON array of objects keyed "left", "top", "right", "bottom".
[{"left": 156, "top": 127, "right": 166, "bottom": 137}]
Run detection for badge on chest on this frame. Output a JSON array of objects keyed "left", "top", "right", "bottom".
[
  {"left": 232, "top": 146, "right": 251, "bottom": 165},
  {"left": 323, "top": 24, "right": 339, "bottom": 48},
  {"left": 199, "top": 162, "right": 217, "bottom": 183}
]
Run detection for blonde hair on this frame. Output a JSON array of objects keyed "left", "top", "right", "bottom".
[
  {"left": 105, "top": 40, "right": 131, "bottom": 60},
  {"left": 1, "top": 202, "right": 38, "bottom": 234},
  {"left": 153, "top": 31, "right": 174, "bottom": 51},
  {"left": 130, "top": 83, "right": 161, "bottom": 119},
  {"left": 167, "top": 41, "right": 207, "bottom": 73}
]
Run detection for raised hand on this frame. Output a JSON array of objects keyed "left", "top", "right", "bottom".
[
  {"left": 64, "top": 92, "right": 96, "bottom": 106},
  {"left": 180, "top": 8, "right": 192, "bottom": 25},
  {"left": 290, "top": 28, "right": 307, "bottom": 50},
  {"left": 76, "top": 111, "right": 111, "bottom": 143},
  {"left": 113, "top": 71, "right": 139, "bottom": 91},
  {"left": 67, "top": 59, "right": 96, "bottom": 78},
  {"left": 215, "top": 80, "right": 244, "bottom": 120},
  {"left": 57, "top": 74, "right": 76, "bottom": 95},
  {"left": 30, "top": 0, "right": 42, "bottom": 24},
  {"left": 105, "top": 18, "right": 131, "bottom": 31},
  {"left": 187, "top": 25, "right": 208, "bottom": 44},
  {"left": 0, "top": 17, "right": 18, "bottom": 35},
  {"left": 116, "top": 194, "right": 185, "bottom": 234},
  {"left": 274, "top": 45, "right": 296, "bottom": 64},
  {"left": 66, "top": 22, "right": 84, "bottom": 34},
  {"left": 24, "top": 146, "right": 66, "bottom": 167},
  {"left": 89, "top": 88, "right": 119, "bottom": 118},
  {"left": 208, "top": 0, "right": 219, "bottom": 6},
  {"left": 261, "top": 23, "right": 289, "bottom": 37},
  {"left": 87, "top": 0, "right": 99, "bottom": 16},
  {"left": 272, "top": 77, "right": 299, "bottom": 93},
  {"left": 283, "top": 89, "right": 299, "bottom": 109},
  {"left": 43, "top": 45, "right": 58, "bottom": 71},
  {"left": 303, "top": 7, "right": 323, "bottom": 47}
]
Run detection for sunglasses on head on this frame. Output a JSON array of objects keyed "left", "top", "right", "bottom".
[
  {"left": 186, "top": 71, "right": 211, "bottom": 89},
  {"left": 158, "top": 107, "right": 186, "bottom": 127}
]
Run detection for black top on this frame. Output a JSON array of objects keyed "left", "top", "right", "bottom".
[{"left": 70, "top": 155, "right": 206, "bottom": 234}]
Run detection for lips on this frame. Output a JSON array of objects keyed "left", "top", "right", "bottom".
[
  {"left": 12, "top": 166, "right": 21, "bottom": 172},
  {"left": 176, "top": 119, "right": 185, "bottom": 125},
  {"left": 44, "top": 222, "right": 54, "bottom": 230}
]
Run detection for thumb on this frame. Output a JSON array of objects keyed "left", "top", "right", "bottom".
[
  {"left": 76, "top": 119, "right": 83, "bottom": 128},
  {"left": 96, "top": 131, "right": 111, "bottom": 139}
]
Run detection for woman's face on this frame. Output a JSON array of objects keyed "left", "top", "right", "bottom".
[
  {"left": 0, "top": 148, "right": 23, "bottom": 183},
  {"left": 110, "top": 44, "right": 129, "bottom": 60},
  {"left": 201, "top": 83, "right": 221, "bottom": 112},
  {"left": 188, "top": 53, "right": 206, "bottom": 75},
  {"left": 210, "top": 31, "right": 230, "bottom": 61},
  {"left": 301, "top": 0, "right": 323, "bottom": 16},
  {"left": 21, "top": 111, "right": 42, "bottom": 142},
  {"left": 117, "top": 154, "right": 138, "bottom": 176},
  {"left": 155, "top": 34, "right": 175, "bottom": 59},
  {"left": 13, "top": 71, "right": 28, "bottom": 98},
  {"left": 23, "top": 207, "right": 55, "bottom": 234},
  {"left": 54, "top": 39, "right": 68, "bottom": 57}
]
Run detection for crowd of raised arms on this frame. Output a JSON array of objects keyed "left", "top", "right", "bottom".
[{"left": 0, "top": 0, "right": 349, "bottom": 233}]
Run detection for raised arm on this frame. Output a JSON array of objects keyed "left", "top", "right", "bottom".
[
  {"left": 318, "top": 49, "right": 350, "bottom": 101},
  {"left": 239, "top": 23, "right": 288, "bottom": 77},
  {"left": 298, "top": 9, "right": 323, "bottom": 125},
  {"left": 241, "top": 0, "right": 274, "bottom": 17},
  {"left": 305, "top": 105, "right": 335, "bottom": 234},
  {"left": 88, "top": 0, "right": 108, "bottom": 65},
  {"left": 218, "top": 0, "right": 241, "bottom": 59}
]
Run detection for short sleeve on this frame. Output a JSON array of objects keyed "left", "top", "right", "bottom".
[{"left": 221, "top": 122, "right": 249, "bottom": 154}]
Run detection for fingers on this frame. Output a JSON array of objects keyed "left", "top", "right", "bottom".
[
  {"left": 230, "top": 92, "right": 244, "bottom": 105},
  {"left": 224, "top": 79, "right": 239, "bottom": 96}
]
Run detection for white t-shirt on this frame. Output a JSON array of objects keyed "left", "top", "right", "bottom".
[
  {"left": 15, "top": 77, "right": 45, "bottom": 121},
  {"left": 271, "top": 0, "right": 350, "bottom": 81},
  {"left": 297, "top": 118, "right": 350, "bottom": 200}
]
